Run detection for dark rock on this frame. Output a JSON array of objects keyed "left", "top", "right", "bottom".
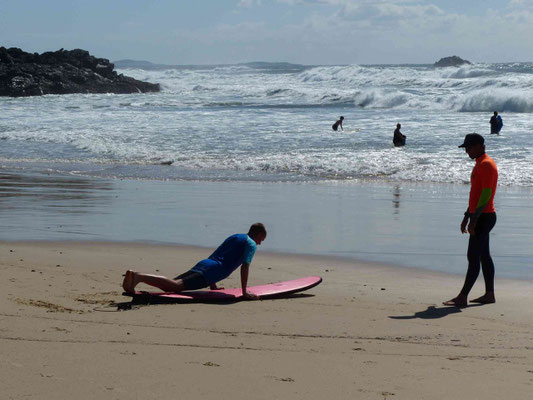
[
  {"left": 434, "top": 56, "right": 472, "bottom": 68},
  {"left": 0, "top": 46, "right": 160, "bottom": 97}
]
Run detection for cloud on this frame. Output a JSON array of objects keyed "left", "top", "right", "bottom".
[
  {"left": 509, "top": 0, "right": 530, "bottom": 6},
  {"left": 277, "top": 0, "right": 427, "bottom": 5},
  {"left": 276, "top": 0, "right": 337, "bottom": 4},
  {"left": 238, "top": 0, "right": 262, "bottom": 7},
  {"left": 340, "top": 2, "right": 444, "bottom": 21},
  {"left": 167, "top": 0, "right": 533, "bottom": 64}
]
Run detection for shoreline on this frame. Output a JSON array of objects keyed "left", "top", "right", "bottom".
[
  {"left": 2, "top": 240, "right": 532, "bottom": 399},
  {"left": 1, "top": 168, "right": 532, "bottom": 279}
]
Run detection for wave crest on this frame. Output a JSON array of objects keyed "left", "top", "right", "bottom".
[{"left": 459, "top": 89, "right": 533, "bottom": 113}]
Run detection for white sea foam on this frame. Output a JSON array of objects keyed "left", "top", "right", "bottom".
[
  {"left": 459, "top": 89, "right": 533, "bottom": 113},
  {"left": 1, "top": 63, "right": 533, "bottom": 186},
  {"left": 439, "top": 66, "right": 495, "bottom": 79},
  {"left": 122, "top": 63, "right": 533, "bottom": 112}
]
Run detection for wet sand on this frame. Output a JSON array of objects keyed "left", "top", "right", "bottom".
[
  {"left": 1, "top": 169, "right": 533, "bottom": 279},
  {"left": 1, "top": 241, "right": 533, "bottom": 399}
]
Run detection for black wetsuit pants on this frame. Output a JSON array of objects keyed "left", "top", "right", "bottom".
[{"left": 460, "top": 213, "right": 497, "bottom": 296}]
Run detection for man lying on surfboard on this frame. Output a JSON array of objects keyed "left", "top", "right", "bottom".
[{"left": 122, "top": 223, "right": 267, "bottom": 300}]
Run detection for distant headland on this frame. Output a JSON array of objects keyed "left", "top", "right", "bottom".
[
  {"left": 434, "top": 56, "right": 472, "bottom": 68},
  {"left": 0, "top": 47, "right": 160, "bottom": 97},
  {"left": 113, "top": 59, "right": 308, "bottom": 72}
]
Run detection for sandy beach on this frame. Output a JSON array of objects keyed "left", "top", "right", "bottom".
[
  {"left": 2, "top": 240, "right": 532, "bottom": 400},
  {"left": 4, "top": 3, "right": 533, "bottom": 399}
]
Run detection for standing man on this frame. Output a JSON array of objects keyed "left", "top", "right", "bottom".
[
  {"left": 489, "top": 111, "right": 503, "bottom": 134},
  {"left": 122, "top": 223, "right": 267, "bottom": 300},
  {"left": 443, "top": 133, "right": 498, "bottom": 307}
]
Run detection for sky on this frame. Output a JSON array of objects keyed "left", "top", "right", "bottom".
[{"left": 1, "top": 0, "right": 532, "bottom": 65}]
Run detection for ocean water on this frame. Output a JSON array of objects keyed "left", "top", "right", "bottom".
[
  {"left": 1, "top": 62, "right": 532, "bottom": 279},
  {"left": 1, "top": 62, "right": 533, "bottom": 185}
]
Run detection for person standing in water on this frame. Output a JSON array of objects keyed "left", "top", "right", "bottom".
[
  {"left": 489, "top": 111, "right": 503, "bottom": 134},
  {"left": 443, "top": 133, "right": 498, "bottom": 307},
  {"left": 332, "top": 116, "right": 344, "bottom": 131},
  {"left": 393, "top": 123, "right": 406, "bottom": 146}
]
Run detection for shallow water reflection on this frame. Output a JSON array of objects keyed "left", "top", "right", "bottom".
[
  {"left": 1, "top": 168, "right": 532, "bottom": 280},
  {"left": 0, "top": 170, "right": 115, "bottom": 239},
  {"left": 0, "top": 172, "right": 113, "bottom": 214}
]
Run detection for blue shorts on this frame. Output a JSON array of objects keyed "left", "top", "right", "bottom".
[{"left": 173, "top": 270, "right": 208, "bottom": 290}]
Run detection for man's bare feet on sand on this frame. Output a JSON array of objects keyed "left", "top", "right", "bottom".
[
  {"left": 122, "top": 270, "right": 137, "bottom": 294},
  {"left": 442, "top": 295, "right": 468, "bottom": 307},
  {"left": 470, "top": 293, "right": 496, "bottom": 304}
]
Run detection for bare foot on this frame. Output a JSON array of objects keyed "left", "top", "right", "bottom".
[
  {"left": 122, "top": 270, "right": 137, "bottom": 294},
  {"left": 470, "top": 293, "right": 496, "bottom": 304},
  {"left": 442, "top": 295, "right": 467, "bottom": 307}
]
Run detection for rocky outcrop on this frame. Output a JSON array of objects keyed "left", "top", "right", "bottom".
[
  {"left": 0, "top": 47, "right": 160, "bottom": 97},
  {"left": 434, "top": 56, "right": 472, "bottom": 68}
]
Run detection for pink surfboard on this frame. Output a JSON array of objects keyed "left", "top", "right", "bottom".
[{"left": 126, "top": 276, "right": 322, "bottom": 301}]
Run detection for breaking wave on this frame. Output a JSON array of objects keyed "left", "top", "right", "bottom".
[{"left": 120, "top": 62, "right": 533, "bottom": 112}]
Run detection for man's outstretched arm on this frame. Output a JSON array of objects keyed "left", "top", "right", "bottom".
[{"left": 240, "top": 262, "right": 259, "bottom": 300}]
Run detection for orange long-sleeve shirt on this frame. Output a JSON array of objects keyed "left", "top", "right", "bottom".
[{"left": 469, "top": 153, "right": 498, "bottom": 214}]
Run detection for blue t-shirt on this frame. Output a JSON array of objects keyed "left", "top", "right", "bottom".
[
  {"left": 243, "top": 235, "right": 257, "bottom": 264},
  {"left": 190, "top": 234, "right": 257, "bottom": 285},
  {"left": 497, "top": 115, "right": 503, "bottom": 130}
]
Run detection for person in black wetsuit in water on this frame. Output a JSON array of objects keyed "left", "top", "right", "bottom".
[
  {"left": 489, "top": 111, "right": 503, "bottom": 135},
  {"left": 393, "top": 123, "right": 406, "bottom": 147},
  {"left": 332, "top": 116, "right": 344, "bottom": 131}
]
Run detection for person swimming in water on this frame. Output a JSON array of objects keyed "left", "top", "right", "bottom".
[{"left": 332, "top": 116, "right": 344, "bottom": 132}]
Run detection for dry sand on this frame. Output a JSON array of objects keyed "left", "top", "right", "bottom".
[{"left": 1, "top": 241, "right": 532, "bottom": 399}]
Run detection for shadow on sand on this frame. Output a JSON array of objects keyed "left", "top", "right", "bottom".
[
  {"left": 96, "top": 292, "right": 316, "bottom": 312},
  {"left": 388, "top": 304, "right": 483, "bottom": 320}
]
